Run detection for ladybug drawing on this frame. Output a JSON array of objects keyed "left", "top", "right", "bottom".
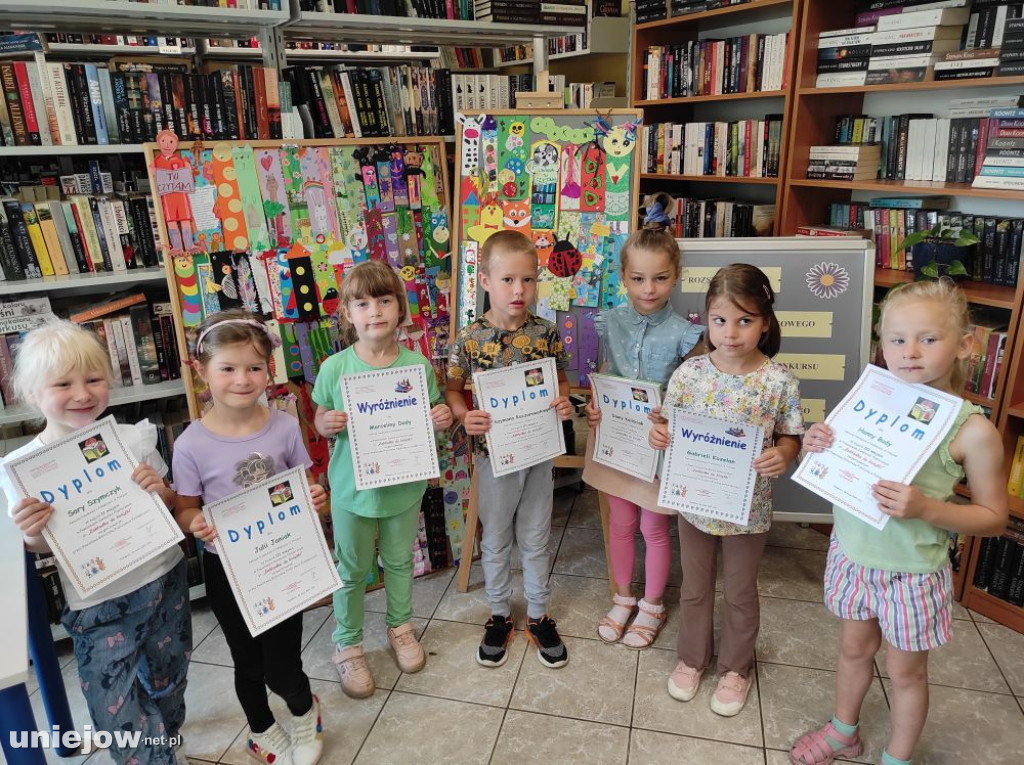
[{"left": 547, "top": 238, "right": 582, "bottom": 278}]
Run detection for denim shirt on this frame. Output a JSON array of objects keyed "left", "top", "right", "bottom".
[{"left": 595, "top": 302, "right": 704, "bottom": 387}]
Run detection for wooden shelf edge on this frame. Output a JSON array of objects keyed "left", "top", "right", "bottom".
[
  {"left": 1007, "top": 405, "right": 1024, "bottom": 420},
  {"left": 872, "top": 270, "right": 1016, "bottom": 309},
  {"left": 962, "top": 586, "right": 1024, "bottom": 633},
  {"left": 635, "top": 89, "right": 787, "bottom": 106},
  {"left": 788, "top": 178, "right": 1024, "bottom": 201},
  {"left": 798, "top": 75, "right": 1024, "bottom": 96},
  {"left": 635, "top": 0, "right": 792, "bottom": 31},
  {"left": 639, "top": 173, "right": 779, "bottom": 184}
]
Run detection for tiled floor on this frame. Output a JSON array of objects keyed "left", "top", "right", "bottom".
[{"left": 17, "top": 487, "right": 1024, "bottom": 765}]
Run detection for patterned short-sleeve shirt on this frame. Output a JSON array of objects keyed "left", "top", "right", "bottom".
[{"left": 663, "top": 354, "right": 805, "bottom": 535}]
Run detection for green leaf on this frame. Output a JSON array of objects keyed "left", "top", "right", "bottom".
[
  {"left": 921, "top": 261, "right": 940, "bottom": 278},
  {"left": 897, "top": 231, "right": 930, "bottom": 251},
  {"left": 948, "top": 260, "right": 969, "bottom": 276},
  {"left": 953, "top": 231, "right": 980, "bottom": 247}
]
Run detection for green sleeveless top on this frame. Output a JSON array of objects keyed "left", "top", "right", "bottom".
[{"left": 833, "top": 400, "right": 983, "bottom": 574}]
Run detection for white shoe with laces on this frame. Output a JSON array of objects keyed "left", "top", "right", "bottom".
[
  {"left": 290, "top": 694, "right": 323, "bottom": 765},
  {"left": 247, "top": 721, "right": 294, "bottom": 765}
]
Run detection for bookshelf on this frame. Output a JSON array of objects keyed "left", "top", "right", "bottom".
[
  {"left": 630, "top": 0, "right": 801, "bottom": 236},
  {"left": 494, "top": 15, "right": 631, "bottom": 67}
]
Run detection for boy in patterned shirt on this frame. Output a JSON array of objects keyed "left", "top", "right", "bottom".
[{"left": 447, "top": 230, "right": 574, "bottom": 669}]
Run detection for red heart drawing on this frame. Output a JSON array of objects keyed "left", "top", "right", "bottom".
[{"left": 260, "top": 154, "right": 273, "bottom": 171}]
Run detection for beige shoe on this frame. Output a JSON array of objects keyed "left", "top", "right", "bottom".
[
  {"left": 387, "top": 622, "right": 426, "bottom": 673},
  {"left": 333, "top": 645, "right": 375, "bottom": 699}
]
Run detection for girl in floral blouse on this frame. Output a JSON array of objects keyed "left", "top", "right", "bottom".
[{"left": 649, "top": 264, "right": 804, "bottom": 717}]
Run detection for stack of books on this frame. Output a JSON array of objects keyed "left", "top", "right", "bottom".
[
  {"left": 474, "top": 0, "right": 585, "bottom": 24},
  {"left": 854, "top": 0, "right": 967, "bottom": 28},
  {"left": 816, "top": 26, "right": 875, "bottom": 88},
  {"left": 999, "top": 17, "right": 1024, "bottom": 76},
  {"left": 934, "top": 47, "right": 1001, "bottom": 81},
  {"left": 972, "top": 515, "right": 1024, "bottom": 608},
  {"left": 640, "top": 116, "right": 785, "bottom": 178},
  {"left": 972, "top": 106, "right": 1024, "bottom": 191},
  {"left": 866, "top": 5, "right": 970, "bottom": 84},
  {"left": 806, "top": 143, "right": 882, "bottom": 180},
  {"left": 965, "top": 0, "right": 1023, "bottom": 49},
  {"left": 636, "top": 0, "right": 669, "bottom": 25}
]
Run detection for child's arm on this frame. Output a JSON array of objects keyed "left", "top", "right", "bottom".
[
  {"left": 551, "top": 369, "right": 573, "bottom": 421},
  {"left": 175, "top": 495, "right": 218, "bottom": 543},
  {"left": 872, "top": 414, "right": 1008, "bottom": 536},
  {"left": 753, "top": 434, "right": 801, "bottom": 478},
  {"left": 133, "top": 462, "right": 178, "bottom": 511},
  {"left": 306, "top": 471, "right": 327, "bottom": 513},
  {"left": 10, "top": 497, "right": 53, "bottom": 553},
  {"left": 314, "top": 404, "right": 348, "bottom": 437},
  {"left": 446, "top": 377, "right": 491, "bottom": 435}
]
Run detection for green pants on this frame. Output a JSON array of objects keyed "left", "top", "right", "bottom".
[{"left": 332, "top": 501, "right": 420, "bottom": 647}]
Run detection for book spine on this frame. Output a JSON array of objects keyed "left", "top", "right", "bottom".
[
  {"left": 1, "top": 63, "right": 30, "bottom": 146},
  {"left": 12, "top": 62, "right": 41, "bottom": 145}
]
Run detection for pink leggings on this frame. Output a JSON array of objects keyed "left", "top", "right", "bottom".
[{"left": 606, "top": 495, "right": 672, "bottom": 600}]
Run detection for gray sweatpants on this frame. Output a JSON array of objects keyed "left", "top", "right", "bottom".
[{"left": 474, "top": 455, "right": 554, "bottom": 620}]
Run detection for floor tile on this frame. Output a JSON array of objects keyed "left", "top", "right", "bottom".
[
  {"left": 757, "top": 546, "right": 827, "bottom": 603},
  {"left": 542, "top": 572, "right": 612, "bottom": 642},
  {"left": 552, "top": 486, "right": 576, "bottom": 527},
  {"left": 882, "top": 680, "right": 1024, "bottom": 765},
  {"left": 178, "top": 662, "right": 249, "bottom": 763},
  {"left": 510, "top": 635, "right": 638, "bottom": 726},
  {"left": 353, "top": 691, "right": 503, "bottom": 764},
  {"left": 363, "top": 568, "right": 453, "bottom": 620},
  {"left": 492, "top": 709, "right": 630, "bottom": 764},
  {"left": 300, "top": 610, "right": 427, "bottom": 693},
  {"left": 970, "top": 608, "right": 995, "bottom": 624},
  {"left": 951, "top": 600, "right": 971, "bottom": 621},
  {"left": 877, "top": 619, "right": 1011, "bottom": 694},
  {"left": 757, "top": 596, "right": 840, "bottom": 672},
  {"left": 190, "top": 602, "right": 221, "bottom": 648},
  {"left": 766, "top": 522, "right": 830, "bottom": 551},
  {"left": 977, "top": 621, "right": 1024, "bottom": 695},
  {"left": 394, "top": 619, "right": 526, "bottom": 707},
  {"left": 190, "top": 608, "right": 329, "bottom": 669},
  {"left": 553, "top": 526, "right": 611, "bottom": 579},
  {"left": 432, "top": 563, "right": 527, "bottom": 625},
  {"left": 759, "top": 662, "right": 887, "bottom": 764},
  {"left": 26, "top": 660, "right": 94, "bottom": 765},
  {"left": 217, "top": 677, "right": 386, "bottom": 765},
  {"left": 630, "top": 729, "right": 766, "bottom": 765},
  {"left": 632, "top": 647, "right": 763, "bottom": 748},
  {"left": 568, "top": 488, "right": 604, "bottom": 530}
]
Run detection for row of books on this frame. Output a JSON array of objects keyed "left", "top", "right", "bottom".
[
  {"left": 965, "top": 316, "right": 1009, "bottom": 399},
  {"left": 639, "top": 117, "right": 785, "bottom": 178},
  {"left": 473, "top": 0, "right": 588, "bottom": 25},
  {"left": 653, "top": 196, "right": 776, "bottom": 239},
  {"left": 974, "top": 106, "right": 1024, "bottom": 188},
  {"left": 300, "top": 0, "right": 471, "bottom": 18},
  {"left": 823, "top": 201, "right": 1023, "bottom": 286},
  {"left": 495, "top": 25, "right": 594, "bottom": 65},
  {"left": 1008, "top": 434, "right": 1024, "bottom": 499},
  {"left": 806, "top": 143, "right": 881, "bottom": 181},
  {"left": 451, "top": 72, "right": 537, "bottom": 112},
  {"left": 972, "top": 516, "right": 1024, "bottom": 608},
  {"left": 641, "top": 32, "right": 790, "bottom": 100},
  {"left": 635, "top": 0, "right": 669, "bottom": 25},
  {"left": 0, "top": 59, "right": 286, "bottom": 147},
  {"left": 439, "top": 47, "right": 487, "bottom": 70},
  {"left": 44, "top": 33, "right": 195, "bottom": 49}
]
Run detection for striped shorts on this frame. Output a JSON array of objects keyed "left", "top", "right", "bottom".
[{"left": 823, "top": 534, "right": 952, "bottom": 652}]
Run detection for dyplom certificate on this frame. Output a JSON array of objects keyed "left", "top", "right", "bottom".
[
  {"left": 341, "top": 364, "right": 439, "bottom": 491},
  {"left": 590, "top": 373, "right": 662, "bottom": 483},
  {"left": 657, "top": 409, "right": 765, "bottom": 525},
  {"left": 5, "top": 415, "right": 183, "bottom": 599},
  {"left": 474, "top": 357, "right": 566, "bottom": 477},
  {"left": 793, "top": 365, "right": 962, "bottom": 530},
  {"left": 204, "top": 467, "right": 341, "bottom": 637}
]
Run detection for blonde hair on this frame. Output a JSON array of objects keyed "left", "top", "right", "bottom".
[
  {"left": 878, "top": 277, "right": 970, "bottom": 391},
  {"left": 339, "top": 261, "right": 408, "bottom": 345},
  {"left": 619, "top": 225, "right": 681, "bottom": 274},
  {"left": 194, "top": 309, "right": 276, "bottom": 367},
  {"left": 12, "top": 320, "right": 115, "bottom": 411},
  {"left": 479, "top": 229, "right": 537, "bottom": 275}
]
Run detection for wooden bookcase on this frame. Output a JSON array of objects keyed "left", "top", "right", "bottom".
[{"left": 631, "top": 0, "right": 802, "bottom": 235}]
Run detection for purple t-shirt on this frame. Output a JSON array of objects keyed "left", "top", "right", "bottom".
[{"left": 172, "top": 409, "right": 312, "bottom": 554}]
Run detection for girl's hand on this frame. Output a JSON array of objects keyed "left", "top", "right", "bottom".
[
  {"left": 584, "top": 399, "right": 602, "bottom": 427},
  {"left": 430, "top": 404, "right": 454, "bottom": 430},
  {"left": 649, "top": 422, "right": 670, "bottom": 451},
  {"left": 320, "top": 410, "right": 349, "bottom": 436},
  {"left": 189, "top": 514, "right": 218, "bottom": 543},
  {"left": 754, "top": 446, "right": 789, "bottom": 478},
  {"left": 462, "top": 409, "right": 492, "bottom": 436},
  {"left": 551, "top": 396, "right": 573, "bottom": 421},
  {"left": 872, "top": 480, "right": 927, "bottom": 519},
  {"left": 309, "top": 483, "right": 327, "bottom": 513},
  {"left": 648, "top": 406, "right": 668, "bottom": 425},
  {"left": 11, "top": 497, "right": 54, "bottom": 537},
  {"left": 132, "top": 463, "right": 164, "bottom": 494},
  {"left": 803, "top": 423, "right": 834, "bottom": 453}
]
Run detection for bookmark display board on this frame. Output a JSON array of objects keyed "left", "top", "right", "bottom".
[
  {"left": 145, "top": 137, "right": 471, "bottom": 576},
  {"left": 671, "top": 237, "right": 875, "bottom": 522},
  {"left": 451, "top": 109, "right": 643, "bottom": 388}
]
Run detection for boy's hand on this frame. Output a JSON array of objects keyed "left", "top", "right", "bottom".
[
  {"left": 430, "top": 404, "right": 454, "bottom": 430},
  {"left": 320, "top": 410, "right": 349, "bottom": 436},
  {"left": 873, "top": 480, "right": 927, "bottom": 519},
  {"left": 584, "top": 399, "right": 602, "bottom": 427},
  {"left": 803, "top": 423, "right": 834, "bottom": 453},
  {"left": 11, "top": 497, "right": 53, "bottom": 538},
  {"left": 649, "top": 422, "right": 670, "bottom": 451},
  {"left": 754, "top": 446, "right": 789, "bottom": 478},
  {"left": 463, "top": 409, "right": 492, "bottom": 436},
  {"left": 189, "top": 514, "right": 218, "bottom": 543},
  {"left": 309, "top": 483, "right": 327, "bottom": 513},
  {"left": 131, "top": 463, "right": 164, "bottom": 494},
  {"left": 551, "top": 396, "right": 573, "bottom": 421}
]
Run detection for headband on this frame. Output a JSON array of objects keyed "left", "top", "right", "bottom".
[{"left": 196, "top": 319, "right": 282, "bottom": 355}]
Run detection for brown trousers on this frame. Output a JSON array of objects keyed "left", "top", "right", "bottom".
[{"left": 676, "top": 517, "right": 768, "bottom": 677}]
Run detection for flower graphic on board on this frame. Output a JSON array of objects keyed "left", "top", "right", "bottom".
[{"left": 805, "top": 262, "right": 850, "bottom": 300}]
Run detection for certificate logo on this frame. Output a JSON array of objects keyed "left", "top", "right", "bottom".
[
  {"left": 524, "top": 367, "right": 545, "bottom": 387},
  {"left": 631, "top": 387, "right": 649, "bottom": 403},
  {"left": 80, "top": 556, "right": 106, "bottom": 578},
  {"left": 254, "top": 596, "right": 276, "bottom": 615},
  {"left": 600, "top": 444, "right": 614, "bottom": 458},
  {"left": 365, "top": 461, "right": 382, "bottom": 476},
  {"left": 78, "top": 435, "right": 109, "bottom": 464},
  {"left": 808, "top": 461, "right": 829, "bottom": 479},
  {"left": 499, "top": 453, "right": 516, "bottom": 467},
  {"left": 268, "top": 481, "right": 294, "bottom": 507},
  {"left": 669, "top": 484, "right": 688, "bottom": 498},
  {"left": 908, "top": 397, "right": 938, "bottom": 424},
  {"left": 395, "top": 378, "right": 414, "bottom": 393},
  {"left": 725, "top": 426, "right": 747, "bottom": 438}
]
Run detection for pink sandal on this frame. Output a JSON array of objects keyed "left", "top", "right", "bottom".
[
  {"left": 789, "top": 721, "right": 863, "bottom": 765},
  {"left": 597, "top": 594, "right": 637, "bottom": 643},
  {"left": 621, "top": 599, "right": 667, "bottom": 649}
]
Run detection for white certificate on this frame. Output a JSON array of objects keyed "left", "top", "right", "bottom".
[
  {"left": 792, "top": 364, "right": 962, "bottom": 530},
  {"left": 341, "top": 364, "right": 440, "bottom": 490},
  {"left": 204, "top": 467, "right": 341, "bottom": 637},
  {"left": 474, "top": 357, "right": 566, "bottom": 477},
  {"left": 590, "top": 373, "right": 662, "bottom": 483},
  {"left": 657, "top": 408, "right": 765, "bottom": 525},
  {"left": 6, "top": 415, "right": 183, "bottom": 599}
]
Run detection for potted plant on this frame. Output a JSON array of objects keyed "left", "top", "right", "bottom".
[{"left": 896, "top": 224, "right": 980, "bottom": 280}]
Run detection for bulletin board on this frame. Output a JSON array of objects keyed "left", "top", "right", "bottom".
[
  {"left": 450, "top": 109, "right": 643, "bottom": 388},
  {"left": 145, "top": 137, "right": 471, "bottom": 576},
  {"left": 671, "top": 237, "right": 876, "bottom": 522}
]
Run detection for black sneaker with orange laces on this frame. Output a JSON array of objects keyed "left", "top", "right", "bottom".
[
  {"left": 526, "top": 615, "right": 569, "bottom": 668},
  {"left": 477, "top": 614, "right": 515, "bottom": 668}
]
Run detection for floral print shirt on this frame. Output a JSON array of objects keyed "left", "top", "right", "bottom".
[{"left": 663, "top": 354, "right": 804, "bottom": 535}]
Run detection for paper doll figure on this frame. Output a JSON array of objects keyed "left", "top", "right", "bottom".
[{"left": 152, "top": 129, "right": 195, "bottom": 253}]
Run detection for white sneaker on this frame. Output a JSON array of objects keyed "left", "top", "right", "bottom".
[
  {"left": 290, "top": 694, "right": 323, "bottom": 765},
  {"left": 247, "top": 721, "right": 294, "bottom": 765}
]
